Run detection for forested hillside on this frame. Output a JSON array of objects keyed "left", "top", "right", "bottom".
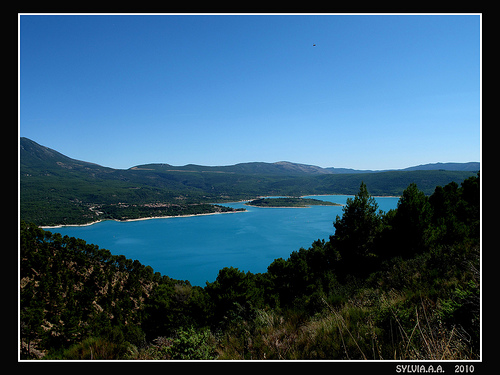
[
  {"left": 246, "top": 197, "right": 341, "bottom": 207},
  {"left": 20, "top": 137, "right": 477, "bottom": 226},
  {"left": 20, "top": 174, "right": 480, "bottom": 360}
]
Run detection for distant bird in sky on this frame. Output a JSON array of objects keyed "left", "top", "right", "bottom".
[{"left": 313, "top": 43, "right": 316, "bottom": 46}]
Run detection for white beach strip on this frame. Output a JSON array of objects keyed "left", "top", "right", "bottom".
[{"left": 40, "top": 209, "right": 247, "bottom": 229}]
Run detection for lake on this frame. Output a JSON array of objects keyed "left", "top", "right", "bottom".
[{"left": 49, "top": 195, "right": 399, "bottom": 286}]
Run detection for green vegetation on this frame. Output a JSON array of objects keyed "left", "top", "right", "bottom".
[
  {"left": 246, "top": 197, "right": 341, "bottom": 207},
  {"left": 20, "top": 174, "right": 480, "bottom": 360},
  {"left": 94, "top": 203, "right": 244, "bottom": 222}
]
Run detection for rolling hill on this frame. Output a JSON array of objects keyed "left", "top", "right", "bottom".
[{"left": 131, "top": 160, "right": 480, "bottom": 175}]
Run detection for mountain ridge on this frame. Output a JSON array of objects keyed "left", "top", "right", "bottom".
[
  {"left": 21, "top": 137, "right": 479, "bottom": 175},
  {"left": 130, "top": 160, "right": 480, "bottom": 175}
]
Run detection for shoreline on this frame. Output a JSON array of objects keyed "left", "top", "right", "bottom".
[
  {"left": 244, "top": 205, "right": 342, "bottom": 209},
  {"left": 244, "top": 203, "right": 343, "bottom": 209},
  {"left": 245, "top": 196, "right": 343, "bottom": 209},
  {"left": 245, "top": 204, "right": 309, "bottom": 209},
  {"left": 40, "top": 209, "right": 247, "bottom": 229},
  {"left": 302, "top": 194, "right": 401, "bottom": 198},
  {"left": 39, "top": 195, "right": 399, "bottom": 229}
]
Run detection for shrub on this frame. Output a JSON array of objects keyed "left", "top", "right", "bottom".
[
  {"left": 139, "top": 327, "right": 217, "bottom": 360},
  {"left": 53, "top": 337, "right": 132, "bottom": 360}
]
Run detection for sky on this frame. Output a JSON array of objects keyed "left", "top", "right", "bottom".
[{"left": 19, "top": 14, "right": 481, "bottom": 170}]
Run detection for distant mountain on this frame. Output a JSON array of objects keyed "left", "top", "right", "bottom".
[
  {"left": 400, "top": 162, "right": 480, "bottom": 172},
  {"left": 131, "top": 160, "right": 331, "bottom": 175},
  {"left": 324, "top": 162, "right": 480, "bottom": 174},
  {"left": 22, "top": 137, "right": 478, "bottom": 176},
  {"left": 131, "top": 160, "right": 480, "bottom": 175},
  {"left": 323, "top": 167, "right": 378, "bottom": 174},
  {"left": 20, "top": 137, "right": 114, "bottom": 176}
]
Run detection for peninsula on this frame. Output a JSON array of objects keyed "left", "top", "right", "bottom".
[{"left": 245, "top": 197, "right": 342, "bottom": 208}]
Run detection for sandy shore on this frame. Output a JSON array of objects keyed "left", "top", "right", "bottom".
[
  {"left": 40, "top": 209, "right": 247, "bottom": 229},
  {"left": 244, "top": 204, "right": 309, "bottom": 209},
  {"left": 245, "top": 203, "right": 342, "bottom": 208},
  {"left": 301, "top": 194, "right": 401, "bottom": 198},
  {"left": 39, "top": 195, "right": 398, "bottom": 229},
  {"left": 41, "top": 220, "right": 103, "bottom": 229}
]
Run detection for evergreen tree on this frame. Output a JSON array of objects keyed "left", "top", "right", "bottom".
[
  {"left": 331, "top": 182, "right": 382, "bottom": 278},
  {"left": 384, "top": 183, "right": 431, "bottom": 258},
  {"left": 205, "top": 267, "right": 255, "bottom": 327}
]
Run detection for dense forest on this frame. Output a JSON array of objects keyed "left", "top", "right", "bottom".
[
  {"left": 245, "top": 197, "right": 341, "bottom": 207},
  {"left": 20, "top": 174, "right": 480, "bottom": 360}
]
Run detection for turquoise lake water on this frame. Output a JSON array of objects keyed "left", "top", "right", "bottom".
[{"left": 49, "top": 195, "right": 399, "bottom": 286}]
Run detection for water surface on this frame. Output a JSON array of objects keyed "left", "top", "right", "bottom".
[{"left": 51, "top": 195, "right": 399, "bottom": 286}]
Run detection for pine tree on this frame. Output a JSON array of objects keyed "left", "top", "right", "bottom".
[{"left": 331, "top": 182, "right": 382, "bottom": 278}]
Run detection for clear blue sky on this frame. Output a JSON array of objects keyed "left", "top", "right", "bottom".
[{"left": 19, "top": 14, "right": 481, "bottom": 170}]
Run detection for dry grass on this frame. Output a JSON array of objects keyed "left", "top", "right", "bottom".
[
  {"left": 379, "top": 290, "right": 477, "bottom": 360},
  {"left": 215, "top": 289, "right": 478, "bottom": 360}
]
